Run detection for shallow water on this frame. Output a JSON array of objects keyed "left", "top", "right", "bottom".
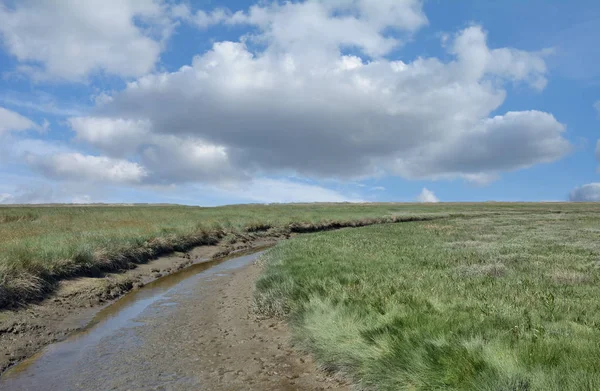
[{"left": 0, "top": 249, "right": 267, "bottom": 391}]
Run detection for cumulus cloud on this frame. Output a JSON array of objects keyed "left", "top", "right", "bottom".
[
  {"left": 217, "top": 178, "right": 362, "bottom": 203},
  {"left": 0, "top": 0, "right": 174, "bottom": 81},
  {"left": 391, "top": 111, "right": 569, "bottom": 181},
  {"left": 71, "top": 20, "right": 569, "bottom": 185},
  {"left": 28, "top": 153, "right": 148, "bottom": 184},
  {"left": 170, "top": 4, "right": 248, "bottom": 29},
  {"left": 4, "top": 0, "right": 573, "bottom": 203},
  {"left": 451, "top": 26, "right": 549, "bottom": 90},
  {"left": 569, "top": 183, "right": 600, "bottom": 202},
  {"left": 416, "top": 188, "right": 439, "bottom": 203},
  {"left": 68, "top": 117, "right": 240, "bottom": 184},
  {"left": 176, "top": 0, "right": 427, "bottom": 56},
  {"left": 140, "top": 136, "right": 242, "bottom": 184},
  {"left": 225, "top": 0, "right": 427, "bottom": 57},
  {"left": 0, "top": 107, "right": 37, "bottom": 133},
  {"left": 69, "top": 117, "right": 152, "bottom": 157}
]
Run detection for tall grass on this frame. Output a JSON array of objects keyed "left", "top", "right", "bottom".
[
  {"left": 256, "top": 205, "right": 600, "bottom": 390},
  {"left": 0, "top": 202, "right": 465, "bottom": 308}
]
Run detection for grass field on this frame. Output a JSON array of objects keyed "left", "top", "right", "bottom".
[
  {"left": 256, "top": 203, "right": 600, "bottom": 390},
  {"left": 0, "top": 202, "right": 460, "bottom": 308}
]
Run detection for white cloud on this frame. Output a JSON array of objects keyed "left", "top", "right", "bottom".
[
  {"left": 242, "top": 0, "right": 427, "bottom": 58},
  {"left": 79, "top": 22, "right": 569, "bottom": 185},
  {"left": 391, "top": 111, "right": 569, "bottom": 181},
  {"left": 140, "top": 136, "right": 241, "bottom": 184},
  {"left": 28, "top": 153, "right": 148, "bottom": 184},
  {"left": 177, "top": 0, "right": 427, "bottom": 57},
  {"left": 3, "top": 1, "right": 574, "bottom": 204},
  {"left": 71, "top": 194, "right": 92, "bottom": 204},
  {"left": 0, "top": 0, "right": 174, "bottom": 81},
  {"left": 68, "top": 117, "right": 240, "bottom": 184},
  {"left": 171, "top": 4, "right": 247, "bottom": 29},
  {"left": 416, "top": 188, "right": 439, "bottom": 203},
  {"left": 570, "top": 183, "right": 600, "bottom": 202},
  {"left": 594, "top": 101, "right": 600, "bottom": 117},
  {"left": 69, "top": 117, "right": 152, "bottom": 157},
  {"left": 0, "top": 193, "right": 13, "bottom": 204},
  {"left": 0, "top": 107, "right": 37, "bottom": 133},
  {"left": 451, "top": 26, "right": 549, "bottom": 89},
  {"left": 217, "top": 178, "right": 362, "bottom": 203}
]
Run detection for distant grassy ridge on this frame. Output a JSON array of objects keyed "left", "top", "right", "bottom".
[
  {"left": 0, "top": 202, "right": 468, "bottom": 309},
  {"left": 256, "top": 204, "right": 600, "bottom": 390}
]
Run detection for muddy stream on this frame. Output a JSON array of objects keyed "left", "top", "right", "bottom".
[
  {"left": 0, "top": 246, "right": 347, "bottom": 391},
  {"left": 2, "top": 250, "right": 273, "bottom": 390}
]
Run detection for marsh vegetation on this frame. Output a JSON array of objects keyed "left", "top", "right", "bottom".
[
  {"left": 0, "top": 203, "right": 448, "bottom": 308},
  {"left": 256, "top": 204, "right": 600, "bottom": 390},
  {"left": 3, "top": 202, "right": 600, "bottom": 390}
]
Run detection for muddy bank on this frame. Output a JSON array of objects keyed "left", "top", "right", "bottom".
[
  {"left": 1, "top": 214, "right": 440, "bottom": 310},
  {"left": 0, "top": 233, "right": 284, "bottom": 376},
  {"left": 1, "top": 248, "right": 348, "bottom": 390}
]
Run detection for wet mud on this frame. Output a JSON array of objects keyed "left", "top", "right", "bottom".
[{"left": 1, "top": 247, "right": 348, "bottom": 390}]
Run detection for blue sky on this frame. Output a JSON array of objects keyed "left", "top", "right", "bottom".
[{"left": 0, "top": 0, "right": 598, "bottom": 205}]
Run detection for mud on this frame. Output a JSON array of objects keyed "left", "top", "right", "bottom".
[
  {"left": 0, "top": 247, "right": 348, "bottom": 390},
  {"left": 0, "top": 235, "right": 283, "bottom": 376}
]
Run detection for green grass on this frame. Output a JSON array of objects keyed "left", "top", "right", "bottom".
[
  {"left": 0, "top": 202, "right": 459, "bottom": 308},
  {"left": 255, "top": 204, "right": 600, "bottom": 390}
]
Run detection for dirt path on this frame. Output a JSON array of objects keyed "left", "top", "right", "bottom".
[{"left": 0, "top": 250, "right": 349, "bottom": 390}]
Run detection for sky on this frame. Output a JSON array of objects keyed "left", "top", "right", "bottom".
[{"left": 0, "top": 0, "right": 598, "bottom": 205}]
